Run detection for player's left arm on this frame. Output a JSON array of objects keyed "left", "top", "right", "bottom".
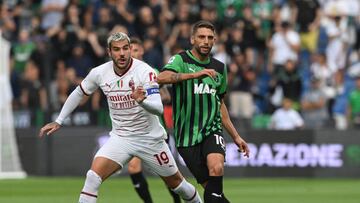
[
  {"left": 218, "top": 64, "right": 249, "bottom": 157},
  {"left": 131, "top": 68, "right": 163, "bottom": 116},
  {"left": 220, "top": 99, "right": 250, "bottom": 157},
  {"left": 132, "top": 86, "right": 163, "bottom": 116}
]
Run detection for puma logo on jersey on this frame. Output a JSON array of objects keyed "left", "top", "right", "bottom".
[
  {"left": 194, "top": 83, "right": 216, "bottom": 95},
  {"left": 211, "top": 193, "right": 222, "bottom": 198},
  {"left": 188, "top": 67, "right": 196, "bottom": 72}
]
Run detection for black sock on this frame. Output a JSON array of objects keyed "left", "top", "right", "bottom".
[
  {"left": 204, "top": 176, "right": 224, "bottom": 203},
  {"left": 167, "top": 187, "right": 181, "bottom": 203},
  {"left": 130, "top": 172, "right": 153, "bottom": 203}
]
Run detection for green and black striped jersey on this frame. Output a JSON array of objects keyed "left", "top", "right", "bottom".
[{"left": 162, "top": 50, "right": 227, "bottom": 147}]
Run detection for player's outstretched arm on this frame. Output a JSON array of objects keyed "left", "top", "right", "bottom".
[
  {"left": 157, "top": 69, "right": 217, "bottom": 84},
  {"left": 38, "top": 86, "right": 88, "bottom": 137},
  {"left": 220, "top": 99, "right": 250, "bottom": 158}
]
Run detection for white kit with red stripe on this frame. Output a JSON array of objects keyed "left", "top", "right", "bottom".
[{"left": 80, "top": 58, "right": 166, "bottom": 139}]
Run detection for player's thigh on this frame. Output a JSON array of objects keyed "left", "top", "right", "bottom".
[
  {"left": 177, "top": 144, "right": 209, "bottom": 184},
  {"left": 138, "top": 140, "right": 178, "bottom": 177},
  {"left": 94, "top": 135, "right": 133, "bottom": 174},
  {"left": 128, "top": 157, "right": 142, "bottom": 174}
]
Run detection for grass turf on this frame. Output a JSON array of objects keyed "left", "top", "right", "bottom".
[{"left": 1, "top": 177, "right": 359, "bottom": 203}]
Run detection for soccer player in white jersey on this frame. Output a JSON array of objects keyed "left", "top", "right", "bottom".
[{"left": 39, "top": 32, "right": 202, "bottom": 203}]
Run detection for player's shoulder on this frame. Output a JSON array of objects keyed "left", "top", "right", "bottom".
[
  {"left": 209, "top": 56, "right": 226, "bottom": 73},
  {"left": 85, "top": 61, "right": 113, "bottom": 82},
  {"left": 132, "top": 58, "right": 153, "bottom": 71},
  {"left": 167, "top": 52, "right": 185, "bottom": 64},
  {"left": 89, "top": 61, "right": 113, "bottom": 74}
]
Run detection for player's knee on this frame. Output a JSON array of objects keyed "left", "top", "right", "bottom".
[
  {"left": 208, "top": 163, "right": 224, "bottom": 176},
  {"left": 128, "top": 162, "right": 142, "bottom": 174},
  {"left": 163, "top": 171, "right": 183, "bottom": 189},
  {"left": 86, "top": 170, "right": 103, "bottom": 183}
]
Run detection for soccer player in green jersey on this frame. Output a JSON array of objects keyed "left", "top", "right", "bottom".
[{"left": 157, "top": 20, "right": 250, "bottom": 203}]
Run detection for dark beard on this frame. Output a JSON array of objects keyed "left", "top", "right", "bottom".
[
  {"left": 112, "top": 57, "right": 129, "bottom": 70},
  {"left": 195, "top": 46, "right": 210, "bottom": 57}
]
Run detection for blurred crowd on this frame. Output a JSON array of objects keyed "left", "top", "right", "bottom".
[{"left": 1, "top": 0, "right": 360, "bottom": 130}]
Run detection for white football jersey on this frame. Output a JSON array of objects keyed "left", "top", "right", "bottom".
[{"left": 80, "top": 58, "right": 166, "bottom": 139}]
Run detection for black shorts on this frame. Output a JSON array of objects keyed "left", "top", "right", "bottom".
[{"left": 177, "top": 133, "right": 226, "bottom": 184}]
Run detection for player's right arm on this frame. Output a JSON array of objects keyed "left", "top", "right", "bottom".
[
  {"left": 39, "top": 69, "right": 99, "bottom": 137},
  {"left": 38, "top": 87, "right": 89, "bottom": 137},
  {"left": 157, "top": 54, "right": 217, "bottom": 84}
]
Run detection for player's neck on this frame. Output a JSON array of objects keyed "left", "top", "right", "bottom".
[
  {"left": 190, "top": 49, "right": 209, "bottom": 62},
  {"left": 113, "top": 58, "right": 133, "bottom": 76}
]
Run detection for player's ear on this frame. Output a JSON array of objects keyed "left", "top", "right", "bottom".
[
  {"left": 190, "top": 35, "right": 194, "bottom": 45},
  {"left": 107, "top": 47, "right": 111, "bottom": 57}
]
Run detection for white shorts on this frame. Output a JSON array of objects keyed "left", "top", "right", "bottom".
[{"left": 95, "top": 135, "right": 178, "bottom": 177}]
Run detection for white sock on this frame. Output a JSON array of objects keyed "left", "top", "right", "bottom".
[
  {"left": 172, "top": 179, "right": 202, "bottom": 203},
  {"left": 78, "top": 170, "right": 102, "bottom": 203}
]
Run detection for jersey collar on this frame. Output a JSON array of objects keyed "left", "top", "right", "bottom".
[
  {"left": 186, "top": 50, "right": 210, "bottom": 64},
  {"left": 113, "top": 58, "right": 133, "bottom": 77}
]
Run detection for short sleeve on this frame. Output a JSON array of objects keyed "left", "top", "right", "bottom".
[
  {"left": 162, "top": 54, "right": 184, "bottom": 73},
  {"left": 218, "top": 65, "right": 228, "bottom": 96},
  {"left": 80, "top": 69, "right": 99, "bottom": 95}
]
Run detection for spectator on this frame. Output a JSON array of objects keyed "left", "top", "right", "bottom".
[
  {"left": 49, "top": 64, "right": 76, "bottom": 110},
  {"left": 66, "top": 43, "right": 93, "bottom": 80},
  {"left": 238, "top": 5, "right": 261, "bottom": 68},
  {"left": 19, "top": 60, "right": 47, "bottom": 111},
  {"left": 301, "top": 77, "right": 328, "bottom": 129},
  {"left": 227, "top": 52, "right": 256, "bottom": 120},
  {"left": 112, "top": 0, "right": 135, "bottom": 33},
  {"left": 310, "top": 53, "right": 337, "bottom": 116},
  {"left": 269, "top": 59, "right": 302, "bottom": 111},
  {"left": 11, "top": 29, "right": 36, "bottom": 74},
  {"left": 347, "top": 77, "right": 360, "bottom": 128},
  {"left": 269, "top": 98, "right": 304, "bottom": 130},
  {"left": 268, "top": 21, "right": 300, "bottom": 75},
  {"left": 294, "top": 0, "right": 321, "bottom": 53},
  {"left": 134, "top": 6, "right": 157, "bottom": 39},
  {"left": 225, "top": 23, "right": 244, "bottom": 57},
  {"left": 165, "top": 21, "right": 192, "bottom": 51},
  {"left": 40, "top": 0, "right": 68, "bottom": 30},
  {"left": 0, "top": 2, "right": 16, "bottom": 41}
]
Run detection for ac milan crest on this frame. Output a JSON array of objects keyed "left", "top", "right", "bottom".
[{"left": 128, "top": 78, "right": 135, "bottom": 89}]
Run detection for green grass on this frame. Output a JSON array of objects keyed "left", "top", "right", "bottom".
[{"left": 1, "top": 177, "right": 359, "bottom": 203}]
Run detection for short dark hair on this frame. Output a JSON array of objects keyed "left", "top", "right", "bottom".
[
  {"left": 130, "top": 37, "right": 142, "bottom": 45},
  {"left": 191, "top": 20, "right": 215, "bottom": 36}
]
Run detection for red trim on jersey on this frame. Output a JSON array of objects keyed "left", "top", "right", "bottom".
[
  {"left": 114, "top": 58, "right": 133, "bottom": 77},
  {"left": 79, "top": 84, "right": 89, "bottom": 96},
  {"left": 81, "top": 191, "right": 98, "bottom": 198}
]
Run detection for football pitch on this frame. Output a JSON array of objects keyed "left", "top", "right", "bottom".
[{"left": 1, "top": 177, "right": 359, "bottom": 203}]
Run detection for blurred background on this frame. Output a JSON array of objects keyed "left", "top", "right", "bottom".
[{"left": 0, "top": 0, "right": 360, "bottom": 202}]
